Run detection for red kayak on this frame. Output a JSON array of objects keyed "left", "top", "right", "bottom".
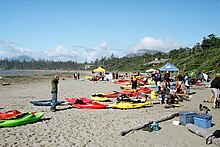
[
  {"left": 0, "top": 110, "right": 21, "bottom": 120},
  {"left": 65, "top": 98, "right": 93, "bottom": 104},
  {"left": 103, "top": 92, "right": 122, "bottom": 98},
  {"left": 72, "top": 101, "right": 108, "bottom": 109},
  {"left": 113, "top": 80, "right": 129, "bottom": 84}
]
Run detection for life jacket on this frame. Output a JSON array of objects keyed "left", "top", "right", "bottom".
[{"left": 131, "top": 76, "right": 137, "bottom": 82}]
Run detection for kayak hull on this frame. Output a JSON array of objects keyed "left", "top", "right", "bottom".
[
  {"left": 110, "top": 102, "right": 150, "bottom": 109},
  {"left": 0, "top": 112, "right": 44, "bottom": 127},
  {"left": 73, "top": 102, "right": 108, "bottom": 109},
  {"left": 91, "top": 96, "right": 111, "bottom": 102}
]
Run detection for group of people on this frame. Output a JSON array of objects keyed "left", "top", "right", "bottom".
[
  {"left": 49, "top": 71, "right": 220, "bottom": 111},
  {"left": 132, "top": 70, "right": 220, "bottom": 107},
  {"left": 73, "top": 72, "right": 80, "bottom": 80},
  {"left": 153, "top": 71, "right": 191, "bottom": 95}
]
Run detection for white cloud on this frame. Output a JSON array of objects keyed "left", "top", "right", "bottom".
[
  {"left": 82, "top": 42, "right": 109, "bottom": 62},
  {"left": 0, "top": 40, "right": 31, "bottom": 58},
  {"left": 0, "top": 37, "right": 182, "bottom": 62},
  {"left": 129, "top": 36, "right": 181, "bottom": 53},
  {"left": 44, "top": 42, "right": 116, "bottom": 62}
]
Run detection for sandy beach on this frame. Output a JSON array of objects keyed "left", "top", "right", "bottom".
[{"left": 0, "top": 71, "right": 219, "bottom": 147}]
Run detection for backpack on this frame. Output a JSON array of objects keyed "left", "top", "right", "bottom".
[{"left": 206, "top": 130, "right": 220, "bottom": 144}]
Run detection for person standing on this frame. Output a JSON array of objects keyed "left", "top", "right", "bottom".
[
  {"left": 209, "top": 76, "right": 220, "bottom": 108},
  {"left": 184, "top": 73, "right": 191, "bottom": 95},
  {"left": 50, "top": 75, "right": 59, "bottom": 112},
  {"left": 77, "top": 72, "right": 80, "bottom": 80},
  {"left": 155, "top": 70, "right": 162, "bottom": 86},
  {"left": 131, "top": 75, "right": 138, "bottom": 92},
  {"left": 177, "top": 73, "right": 184, "bottom": 85},
  {"left": 164, "top": 71, "right": 170, "bottom": 89}
]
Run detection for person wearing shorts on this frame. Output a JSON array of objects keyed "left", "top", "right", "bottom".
[
  {"left": 157, "top": 85, "right": 168, "bottom": 104},
  {"left": 210, "top": 76, "right": 220, "bottom": 108}
]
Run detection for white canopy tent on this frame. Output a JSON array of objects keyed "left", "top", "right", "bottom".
[{"left": 146, "top": 68, "right": 157, "bottom": 73}]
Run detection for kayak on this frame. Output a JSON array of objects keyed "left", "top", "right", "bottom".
[
  {"left": 0, "top": 110, "right": 21, "bottom": 120},
  {"left": 65, "top": 98, "right": 93, "bottom": 104},
  {"left": 122, "top": 87, "right": 151, "bottom": 97},
  {"left": 103, "top": 91, "right": 122, "bottom": 98},
  {"left": 140, "top": 85, "right": 156, "bottom": 88},
  {"left": 30, "top": 100, "right": 65, "bottom": 106},
  {"left": 92, "top": 92, "right": 121, "bottom": 98},
  {"left": 113, "top": 80, "right": 129, "bottom": 84},
  {"left": 72, "top": 102, "right": 108, "bottom": 109},
  {"left": 148, "top": 80, "right": 155, "bottom": 84},
  {"left": 0, "top": 112, "right": 44, "bottom": 127},
  {"left": 109, "top": 101, "right": 151, "bottom": 109},
  {"left": 91, "top": 96, "right": 111, "bottom": 102},
  {"left": 137, "top": 87, "right": 151, "bottom": 93},
  {"left": 120, "top": 85, "right": 132, "bottom": 89}
]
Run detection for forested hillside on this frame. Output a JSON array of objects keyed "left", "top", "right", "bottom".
[
  {"left": 102, "top": 34, "right": 220, "bottom": 75},
  {"left": 0, "top": 34, "right": 219, "bottom": 75}
]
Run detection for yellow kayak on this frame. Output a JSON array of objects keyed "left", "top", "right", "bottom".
[
  {"left": 121, "top": 82, "right": 131, "bottom": 85},
  {"left": 120, "top": 85, "right": 132, "bottom": 89},
  {"left": 172, "top": 103, "right": 181, "bottom": 107},
  {"left": 85, "top": 76, "right": 93, "bottom": 80},
  {"left": 148, "top": 80, "right": 155, "bottom": 84},
  {"left": 109, "top": 101, "right": 151, "bottom": 109},
  {"left": 91, "top": 96, "right": 111, "bottom": 102}
]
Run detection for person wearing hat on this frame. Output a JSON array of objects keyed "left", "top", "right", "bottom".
[{"left": 209, "top": 75, "right": 220, "bottom": 108}]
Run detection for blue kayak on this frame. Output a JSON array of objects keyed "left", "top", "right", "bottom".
[{"left": 30, "top": 100, "right": 65, "bottom": 106}]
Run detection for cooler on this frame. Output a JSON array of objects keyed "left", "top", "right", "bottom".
[
  {"left": 179, "top": 112, "right": 196, "bottom": 125},
  {"left": 194, "top": 114, "right": 212, "bottom": 128}
]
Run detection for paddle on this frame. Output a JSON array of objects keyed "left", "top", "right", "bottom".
[{"left": 120, "top": 113, "right": 179, "bottom": 136}]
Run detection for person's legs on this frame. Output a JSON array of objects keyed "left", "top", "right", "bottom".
[
  {"left": 158, "top": 95, "right": 163, "bottom": 104},
  {"left": 164, "top": 95, "right": 168, "bottom": 104},
  {"left": 209, "top": 88, "right": 215, "bottom": 103},
  {"left": 185, "top": 86, "right": 190, "bottom": 95},
  {"left": 212, "top": 88, "right": 219, "bottom": 108},
  {"left": 51, "top": 92, "right": 57, "bottom": 111}
]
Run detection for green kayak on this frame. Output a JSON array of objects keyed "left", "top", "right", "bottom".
[{"left": 0, "top": 112, "right": 44, "bottom": 127}]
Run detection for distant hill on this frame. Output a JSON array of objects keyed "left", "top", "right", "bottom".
[
  {"left": 11, "top": 55, "right": 34, "bottom": 62},
  {"left": 126, "top": 49, "right": 160, "bottom": 57}
]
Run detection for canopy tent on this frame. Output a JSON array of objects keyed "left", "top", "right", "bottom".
[
  {"left": 158, "top": 63, "right": 179, "bottom": 72},
  {"left": 93, "top": 66, "right": 105, "bottom": 73},
  {"left": 146, "top": 68, "right": 157, "bottom": 73}
]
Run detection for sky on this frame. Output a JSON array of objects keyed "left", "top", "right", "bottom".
[{"left": 0, "top": 0, "right": 220, "bottom": 63}]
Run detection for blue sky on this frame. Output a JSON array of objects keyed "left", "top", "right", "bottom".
[{"left": 0, "top": 0, "right": 220, "bottom": 62}]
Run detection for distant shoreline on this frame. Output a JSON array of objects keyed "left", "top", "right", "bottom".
[
  {"left": 0, "top": 69, "right": 91, "bottom": 76},
  {"left": 0, "top": 69, "right": 92, "bottom": 86}
]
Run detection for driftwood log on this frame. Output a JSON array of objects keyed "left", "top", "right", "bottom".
[
  {"left": 120, "top": 113, "right": 179, "bottom": 136},
  {"left": 186, "top": 123, "right": 220, "bottom": 146}
]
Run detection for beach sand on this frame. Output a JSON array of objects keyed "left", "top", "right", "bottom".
[{"left": 0, "top": 71, "right": 219, "bottom": 147}]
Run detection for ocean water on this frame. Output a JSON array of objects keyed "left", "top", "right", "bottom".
[{"left": 0, "top": 69, "right": 47, "bottom": 76}]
